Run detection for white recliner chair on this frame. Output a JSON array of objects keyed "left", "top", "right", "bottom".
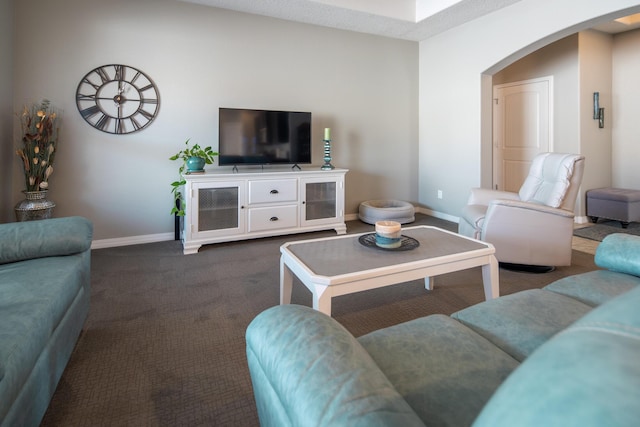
[{"left": 458, "top": 152, "right": 585, "bottom": 269}]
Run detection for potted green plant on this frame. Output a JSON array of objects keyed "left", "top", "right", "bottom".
[{"left": 170, "top": 138, "right": 218, "bottom": 216}]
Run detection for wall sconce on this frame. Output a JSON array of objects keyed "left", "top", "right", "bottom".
[{"left": 593, "top": 92, "right": 604, "bottom": 128}]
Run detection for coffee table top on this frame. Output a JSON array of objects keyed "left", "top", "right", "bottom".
[{"left": 281, "top": 226, "right": 492, "bottom": 277}]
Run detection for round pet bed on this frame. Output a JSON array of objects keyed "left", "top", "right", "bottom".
[{"left": 358, "top": 200, "right": 415, "bottom": 225}]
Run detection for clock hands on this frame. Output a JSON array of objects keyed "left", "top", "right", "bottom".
[{"left": 92, "top": 95, "right": 140, "bottom": 102}]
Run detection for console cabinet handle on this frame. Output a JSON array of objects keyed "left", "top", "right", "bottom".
[
  {"left": 270, "top": 189, "right": 279, "bottom": 194},
  {"left": 270, "top": 216, "right": 279, "bottom": 221}
]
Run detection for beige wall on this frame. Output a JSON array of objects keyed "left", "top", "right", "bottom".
[
  {"left": 612, "top": 28, "right": 640, "bottom": 188},
  {"left": 419, "top": 0, "right": 640, "bottom": 222},
  {"left": 492, "top": 30, "right": 615, "bottom": 218},
  {"left": 9, "top": 0, "right": 418, "bottom": 241},
  {"left": 578, "top": 30, "right": 613, "bottom": 216},
  {"left": 493, "top": 34, "right": 580, "bottom": 154},
  {"left": 0, "top": 0, "right": 13, "bottom": 223},
  {"left": 6, "top": 0, "right": 640, "bottom": 243}
]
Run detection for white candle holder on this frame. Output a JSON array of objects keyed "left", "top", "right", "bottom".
[{"left": 321, "top": 139, "right": 335, "bottom": 170}]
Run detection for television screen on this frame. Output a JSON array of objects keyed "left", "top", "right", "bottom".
[{"left": 218, "top": 108, "right": 312, "bottom": 165}]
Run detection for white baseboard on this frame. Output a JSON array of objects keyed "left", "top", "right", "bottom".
[
  {"left": 92, "top": 209, "right": 459, "bottom": 250},
  {"left": 574, "top": 215, "right": 589, "bottom": 224},
  {"left": 91, "top": 232, "right": 174, "bottom": 250},
  {"left": 346, "top": 208, "right": 459, "bottom": 224},
  {"left": 344, "top": 213, "right": 359, "bottom": 221},
  {"left": 415, "top": 206, "right": 460, "bottom": 223}
]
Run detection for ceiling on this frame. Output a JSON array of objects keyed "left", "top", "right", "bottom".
[
  {"left": 178, "top": 0, "right": 640, "bottom": 41},
  {"left": 178, "top": 0, "right": 523, "bottom": 41},
  {"left": 592, "top": 13, "right": 640, "bottom": 34}
]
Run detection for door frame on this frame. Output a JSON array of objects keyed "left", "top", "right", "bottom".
[{"left": 492, "top": 76, "right": 554, "bottom": 190}]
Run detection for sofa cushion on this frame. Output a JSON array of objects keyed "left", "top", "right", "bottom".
[
  {"left": 544, "top": 270, "right": 640, "bottom": 307},
  {"left": 0, "top": 255, "right": 84, "bottom": 406},
  {"left": 452, "top": 289, "right": 591, "bottom": 361},
  {"left": 473, "top": 285, "right": 640, "bottom": 427},
  {"left": 358, "top": 314, "right": 519, "bottom": 427}
]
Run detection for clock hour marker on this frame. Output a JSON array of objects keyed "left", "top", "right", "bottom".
[
  {"left": 82, "top": 77, "right": 101, "bottom": 91},
  {"left": 130, "top": 115, "right": 143, "bottom": 130},
  {"left": 77, "top": 93, "right": 96, "bottom": 101},
  {"left": 114, "top": 65, "right": 124, "bottom": 81},
  {"left": 136, "top": 108, "right": 154, "bottom": 120},
  {"left": 130, "top": 71, "right": 141, "bottom": 85},
  {"left": 80, "top": 105, "right": 101, "bottom": 119},
  {"left": 96, "top": 67, "right": 110, "bottom": 84},
  {"left": 138, "top": 83, "right": 154, "bottom": 92},
  {"left": 96, "top": 114, "right": 110, "bottom": 130},
  {"left": 115, "top": 118, "right": 125, "bottom": 134}
]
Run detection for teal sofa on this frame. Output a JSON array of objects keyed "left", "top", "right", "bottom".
[
  {"left": 0, "top": 216, "right": 93, "bottom": 427},
  {"left": 246, "top": 233, "right": 640, "bottom": 427}
]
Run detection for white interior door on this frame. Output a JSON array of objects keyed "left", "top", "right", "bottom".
[{"left": 493, "top": 77, "right": 553, "bottom": 192}]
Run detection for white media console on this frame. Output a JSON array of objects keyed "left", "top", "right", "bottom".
[{"left": 180, "top": 168, "right": 348, "bottom": 254}]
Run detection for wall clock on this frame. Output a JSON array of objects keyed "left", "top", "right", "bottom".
[{"left": 76, "top": 64, "right": 160, "bottom": 134}]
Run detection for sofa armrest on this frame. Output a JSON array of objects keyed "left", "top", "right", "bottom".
[
  {"left": 246, "top": 305, "right": 425, "bottom": 427},
  {"left": 467, "top": 188, "right": 520, "bottom": 206},
  {"left": 595, "top": 233, "right": 640, "bottom": 277},
  {"left": 0, "top": 216, "right": 93, "bottom": 265}
]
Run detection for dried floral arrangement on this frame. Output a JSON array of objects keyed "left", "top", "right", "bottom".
[{"left": 16, "top": 99, "right": 61, "bottom": 192}]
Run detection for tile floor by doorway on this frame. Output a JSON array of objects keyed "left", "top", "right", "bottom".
[{"left": 572, "top": 223, "right": 599, "bottom": 255}]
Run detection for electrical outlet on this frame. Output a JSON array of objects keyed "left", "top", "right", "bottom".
[{"left": 437, "top": 190, "right": 443, "bottom": 199}]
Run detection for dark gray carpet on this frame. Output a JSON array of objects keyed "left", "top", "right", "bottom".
[
  {"left": 573, "top": 220, "right": 640, "bottom": 242},
  {"left": 41, "top": 214, "right": 597, "bottom": 426}
]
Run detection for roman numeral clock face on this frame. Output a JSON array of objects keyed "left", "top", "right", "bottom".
[{"left": 76, "top": 64, "right": 160, "bottom": 134}]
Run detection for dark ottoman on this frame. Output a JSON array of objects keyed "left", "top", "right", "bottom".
[{"left": 586, "top": 187, "right": 640, "bottom": 228}]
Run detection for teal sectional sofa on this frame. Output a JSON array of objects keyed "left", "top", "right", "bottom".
[
  {"left": 0, "top": 216, "right": 93, "bottom": 427},
  {"left": 246, "top": 233, "right": 640, "bottom": 427}
]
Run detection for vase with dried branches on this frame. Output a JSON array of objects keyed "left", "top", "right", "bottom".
[{"left": 14, "top": 99, "right": 61, "bottom": 221}]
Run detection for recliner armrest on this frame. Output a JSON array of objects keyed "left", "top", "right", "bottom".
[
  {"left": 488, "top": 199, "right": 575, "bottom": 218},
  {"left": 467, "top": 188, "right": 520, "bottom": 206},
  {"left": 246, "top": 305, "right": 425, "bottom": 427},
  {"left": 0, "top": 216, "right": 93, "bottom": 265},
  {"left": 482, "top": 200, "right": 575, "bottom": 265}
]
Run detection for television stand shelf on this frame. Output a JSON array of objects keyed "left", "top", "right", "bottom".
[{"left": 180, "top": 168, "right": 348, "bottom": 254}]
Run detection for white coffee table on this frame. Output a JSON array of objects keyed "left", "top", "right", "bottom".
[{"left": 280, "top": 226, "right": 499, "bottom": 316}]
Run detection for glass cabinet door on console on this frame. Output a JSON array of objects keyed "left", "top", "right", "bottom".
[
  {"left": 301, "top": 176, "right": 344, "bottom": 227},
  {"left": 190, "top": 181, "right": 245, "bottom": 239},
  {"left": 305, "top": 182, "right": 336, "bottom": 220}
]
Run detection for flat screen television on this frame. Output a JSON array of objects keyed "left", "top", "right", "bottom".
[{"left": 218, "top": 108, "right": 312, "bottom": 166}]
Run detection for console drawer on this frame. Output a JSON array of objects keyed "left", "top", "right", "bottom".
[
  {"left": 248, "top": 205, "right": 298, "bottom": 232},
  {"left": 248, "top": 179, "right": 297, "bottom": 204}
]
